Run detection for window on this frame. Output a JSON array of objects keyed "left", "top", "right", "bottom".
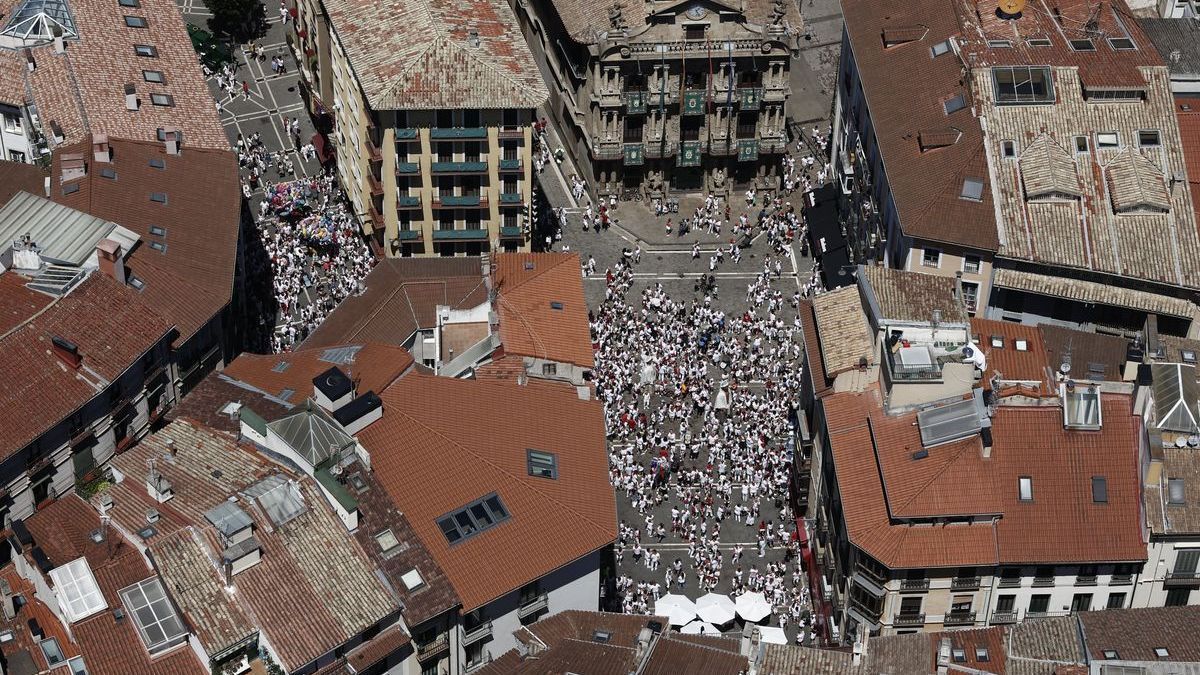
[
  {"left": 100, "top": 167, "right": 116, "bottom": 179},
  {"left": 149, "top": 192, "right": 167, "bottom": 203},
  {"left": 437, "top": 493, "right": 510, "bottom": 544},
  {"left": 119, "top": 0, "right": 139, "bottom": 6},
  {"left": 1001, "top": 140, "right": 1016, "bottom": 158},
  {"left": 1168, "top": 478, "right": 1186, "bottom": 505},
  {"left": 1106, "top": 593, "right": 1126, "bottom": 609},
  {"left": 67, "top": 656, "right": 87, "bottom": 675},
  {"left": 8, "top": 150, "right": 25, "bottom": 163},
  {"left": 930, "top": 40, "right": 952, "bottom": 57},
  {"left": 996, "top": 595, "right": 1015, "bottom": 611},
  {"left": 963, "top": 255, "right": 982, "bottom": 274},
  {"left": 40, "top": 638, "right": 65, "bottom": 666},
  {"left": 684, "top": 24, "right": 706, "bottom": 40},
  {"left": 990, "top": 335, "right": 1005, "bottom": 348},
  {"left": 1069, "top": 38, "right": 1095, "bottom": 51},
  {"left": 961, "top": 177, "right": 985, "bottom": 201},
  {"left": 1085, "top": 88, "right": 1144, "bottom": 102},
  {"left": 921, "top": 248, "right": 941, "bottom": 268},
  {"left": 1183, "top": 350, "right": 1197, "bottom": 364},
  {"left": 1103, "top": 650, "right": 1120, "bottom": 659},
  {"left": 1071, "top": 593, "right": 1092, "bottom": 613},
  {"left": 2, "top": 113, "right": 20, "bottom": 133},
  {"left": 951, "top": 648, "right": 966, "bottom": 662},
  {"left": 119, "top": 578, "right": 187, "bottom": 653},
  {"left": 1092, "top": 476, "right": 1108, "bottom": 503},
  {"left": 944, "top": 94, "right": 967, "bottom": 114},
  {"left": 899, "top": 596, "right": 922, "bottom": 615},
  {"left": 1018, "top": 476, "right": 1033, "bottom": 501},
  {"left": 1075, "top": 135, "right": 1089, "bottom": 154},
  {"left": 134, "top": 44, "right": 157, "bottom": 57},
  {"left": 1028, "top": 38, "right": 1052, "bottom": 47},
  {"left": 150, "top": 93, "right": 173, "bottom": 107},
  {"left": 375, "top": 529, "right": 400, "bottom": 554},
  {"left": 541, "top": 362, "right": 557, "bottom": 376},
  {"left": 975, "top": 647, "right": 990, "bottom": 662},
  {"left": 142, "top": 70, "right": 164, "bottom": 83},
  {"left": 1097, "top": 132, "right": 1119, "bottom": 148},
  {"left": 527, "top": 450, "right": 558, "bottom": 479},
  {"left": 1028, "top": 594, "right": 1050, "bottom": 614},
  {"left": 961, "top": 282, "right": 979, "bottom": 313},
  {"left": 124, "top": 15, "right": 147, "bottom": 27},
  {"left": 1155, "top": 647, "right": 1170, "bottom": 658},
  {"left": 149, "top": 225, "right": 166, "bottom": 237},
  {"left": 987, "top": 39, "right": 1012, "bottom": 48},
  {"left": 992, "top": 66, "right": 1054, "bottom": 104},
  {"left": 1108, "top": 37, "right": 1136, "bottom": 50},
  {"left": 1138, "top": 130, "right": 1160, "bottom": 147},
  {"left": 149, "top": 158, "right": 165, "bottom": 169},
  {"left": 1165, "top": 588, "right": 1191, "bottom": 606},
  {"left": 1175, "top": 549, "right": 1200, "bottom": 575}
]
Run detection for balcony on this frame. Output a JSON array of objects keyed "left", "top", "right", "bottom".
[
  {"left": 709, "top": 138, "right": 735, "bottom": 156},
  {"left": 394, "top": 128, "right": 418, "bottom": 140},
  {"left": 397, "top": 195, "right": 421, "bottom": 208},
  {"left": 430, "top": 127, "right": 487, "bottom": 139},
  {"left": 1075, "top": 575, "right": 1098, "bottom": 587},
  {"left": 499, "top": 192, "right": 522, "bottom": 205},
  {"left": 1165, "top": 571, "right": 1200, "bottom": 587},
  {"left": 500, "top": 226, "right": 523, "bottom": 238},
  {"left": 1110, "top": 574, "right": 1133, "bottom": 586},
  {"left": 396, "top": 161, "right": 420, "bottom": 174},
  {"left": 951, "top": 577, "right": 981, "bottom": 591},
  {"left": 644, "top": 140, "right": 677, "bottom": 158},
  {"left": 498, "top": 126, "right": 524, "bottom": 139},
  {"left": 431, "top": 160, "right": 487, "bottom": 174},
  {"left": 990, "top": 610, "right": 1019, "bottom": 624},
  {"left": 899, "top": 578, "right": 929, "bottom": 592},
  {"left": 943, "top": 611, "right": 976, "bottom": 626},
  {"left": 763, "top": 84, "right": 787, "bottom": 102},
  {"left": 365, "top": 137, "right": 382, "bottom": 162},
  {"left": 998, "top": 577, "right": 1023, "bottom": 588},
  {"left": 416, "top": 633, "right": 449, "bottom": 661},
  {"left": 647, "top": 91, "right": 673, "bottom": 108},
  {"left": 432, "top": 228, "right": 488, "bottom": 240},
  {"left": 758, "top": 135, "right": 788, "bottom": 154},
  {"left": 517, "top": 593, "right": 549, "bottom": 620},
  {"left": 433, "top": 195, "right": 486, "bottom": 208},
  {"left": 396, "top": 229, "right": 422, "bottom": 241},
  {"left": 499, "top": 158, "right": 522, "bottom": 171},
  {"left": 1032, "top": 577, "right": 1055, "bottom": 588},
  {"left": 367, "top": 173, "right": 384, "bottom": 197},
  {"left": 893, "top": 613, "right": 926, "bottom": 627},
  {"left": 599, "top": 89, "right": 622, "bottom": 108},
  {"left": 593, "top": 141, "right": 623, "bottom": 160},
  {"left": 462, "top": 620, "right": 493, "bottom": 645}
]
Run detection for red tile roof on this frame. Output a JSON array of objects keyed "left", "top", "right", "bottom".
[
  {"left": 840, "top": 0, "right": 998, "bottom": 251},
  {"left": 359, "top": 373, "right": 616, "bottom": 610},
  {"left": 0, "top": 272, "right": 173, "bottom": 461},
  {"left": 822, "top": 387, "right": 1145, "bottom": 569},
  {"left": 0, "top": 566, "right": 80, "bottom": 671},
  {"left": 223, "top": 343, "right": 415, "bottom": 404},
  {"left": 0, "top": 162, "right": 45, "bottom": 205},
  {"left": 493, "top": 252, "right": 594, "bottom": 369},
  {"left": 1178, "top": 97, "right": 1200, "bottom": 224},
  {"left": 0, "top": 0, "right": 227, "bottom": 150},
  {"left": 0, "top": 272, "right": 53, "bottom": 336},
  {"left": 51, "top": 137, "right": 241, "bottom": 340},
  {"left": 971, "top": 318, "right": 1052, "bottom": 393}
]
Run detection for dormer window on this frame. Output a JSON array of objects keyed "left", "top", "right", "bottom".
[{"left": 993, "top": 66, "right": 1054, "bottom": 104}]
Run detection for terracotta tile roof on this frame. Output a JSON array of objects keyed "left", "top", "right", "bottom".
[
  {"left": 358, "top": 373, "right": 616, "bottom": 611},
  {"left": 811, "top": 286, "right": 874, "bottom": 376},
  {"left": 930, "top": 627, "right": 1007, "bottom": 674},
  {"left": 1177, "top": 97, "right": 1200, "bottom": 223},
  {"left": 822, "top": 387, "right": 1145, "bottom": 568},
  {"left": 484, "top": 639, "right": 639, "bottom": 675},
  {"left": 0, "top": 271, "right": 53, "bottom": 335},
  {"left": 0, "top": 0, "right": 226, "bottom": 149},
  {"left": 0, "top": 161, "right": 45, "bottom": 205},
  {"left": 1006, "top": 616, "right": 1085, "bottom": 668},
  {"left": 514, "top": 610, "right": 665, "bottom": 650},
  {"left": 798, "top": 300, "right": 831, "bottom": 397},
  {"left": 992, "top": 268, "right": 1198, "bottom": 320},
  {"left": 105, "top": 421, "right": 397, "bottom": 672},
  {"left": 840, "top": 0, "right": 998, "bottom": 251},
  {"left": 642, "top": 634, "right": 747, "bottom": 675},
  {"left": 302, "top": 257, "right": 485, "bottom": 349},
  {"left": 0, "top": 271, "right": 173, "bottom": 461},
  {"left": 168, "top": 371, "right": 295, "bottom": 433},
  {"left": 473, "top": 353, "right": 533, "bottom": 382},
  {"left": 0, "top": 566, "right": 80, "bottom": 671},
  {"left": 1040, "top": 325, "right": 1130, "bottom": 383},
  {"left": 1077, "top": 605, "right": 1200, "bottom": 662},
  {"left": 349, "top": 463, "right": 461, "bottom": 626},
  {"left": 320, "top": 0, "right": 548, "bottom": 110},
  {"left": 971, "top": 318, "right": 1052, "bottom": 391},
  {"left": 48, "top": 137, "right": 238, "bottom": 341},
  {"left": 493, "top": 252, "right": 594, "bottom": 369},
  {"left": 546, "top": 0, "right": 802, "bottom": 45},
  {"left": 760, "top": 631, "right": 939, "bottom": 674},
  {"left": 21, "top": 497, "right": 208, "bottom": 675},
  {"left": 861, "top": 265, "right": 969, "bottom": 325},
  {"left": 1139, "top": 19, "right": 1200, "bottom": 77},
  {"left": 223, "top": 343, "right": 415, "bottom": 404},
  {"left": 346, "top": 623, "right": 410, "bottom": 672}
]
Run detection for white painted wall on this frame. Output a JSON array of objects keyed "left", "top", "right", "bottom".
[{"left": 1132, "top": 541, "right": 1200, "bottom": 607}]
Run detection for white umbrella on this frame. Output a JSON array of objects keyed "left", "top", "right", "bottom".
[
  {"left": 735, "top": 591, "right": 772, "bottom": 623},
  {"left": 696, "top": 592, "right": 737, "bottom": 625},
  {"left": 757, "top": 625, "right": 788, "bottom": 645},
  {"left": 680, "top": 620, "right": 720, "bottom": 635},
  {"left": 655, "top": 594, "right": 698, "bottom": 626}
]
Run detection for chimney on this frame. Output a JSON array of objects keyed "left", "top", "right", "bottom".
[
  {"left": 51, "top": 335, "right": 82, "bottom": 369},
  {"left": 24, "top": 48, "right": 35, "bottom": 71},
  {"left": 167, "top": 439, "right": 177, "bottom": 457},
  {"left": 468, "top": 30, "right": 481, "bottom": 48},
  {"left": 92, "top": 134, "right": 111, "bottom": 163},
  {"left": 96, "top": 239, "right": 125, "bottom": 284},
  {"left": 60, "top": 152, "right": 86, "bottom": 182},
  {"left": 53, "top": 35, "right": 65, "bottom": 54},
  {"left": 981, "top": 426, "right": 993, "bottom": 458},
  {"left": 50, "top": 120, "right": 65, "bottom": 145},
  {"left": 124, "top": 84, "right": 138, "bottom": 111},
  {"left": 164, "top": 129, "right": 181, "bottom": 155}
]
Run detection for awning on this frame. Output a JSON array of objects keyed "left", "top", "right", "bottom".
[{"left": 311, "top": 133, "right": 332, "bottom": 163}]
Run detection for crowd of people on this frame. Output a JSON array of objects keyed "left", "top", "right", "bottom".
[
  {"left": 592, "top": 238, "right": 816, "bottom": 643},
  {"left": 249, "top": 176, "right": 377, "bottom": 353}
]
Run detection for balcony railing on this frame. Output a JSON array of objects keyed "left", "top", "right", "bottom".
[
  {"left": 416, "top": 633, "right": 449, "bottom": 661},
  {"left": 899, "top": 579, "right": 929, "bottom": 592},
  {"left": 990, "top": 610, "right": 1019, "bottom": 624},
  {"left": 432, "top": 228, "right": 488, "bottom": 240},
  {"left": 1110, "top": 574, "right": 1133, "bottom": 585},
  {"left": 1076, "top": 575, "right": 1098, "bottom": 586},
  {"left": 394, "top": 128, "right": 418, "bottom": 140},
  {"left": 998, "top": 577, "right": 1023, "bottom": 588},
  {"left": 367, "top": 173, "right": 383, "bottom": 196},
  {"left": 1165, "top": 571, "right": 1200, "bottom": 586},
  {"left": 599, "top": 90, "right": 622, "bottom": 107},
  {"left": 644, "top": 140, "right": 677, "bottom": 158},
  {"left": 893, "top": 613, "right": 926, "bottom": 627},
  {"left": 594, "top": 142, "right": 623, "bottom": 160},
  {"left": 498, "top": 126, "right": 524, "bottom": 139},
  {"left": 365, "top": 137, "right": 382, "bottom": 162},
  {"left": 1032, "top": 577, "right": 1055, "bottom": 588},
  {"left": 517, "top": 594, "right": 549, "bottom": 620},
  {"left": 763, "top": 84, "right": 787, "bottom": 102},
  {"left": 396, "top": 229, "right": 421, "bottom": 241},
  {"left": 396, "top": 161, "right": 420, "bottom": 174},
  {"left": 430, "top": 127, "right": 487, "bottom": 139},
  {"left": 500, "top": 226, "right": 523, "bottom": 238},
  {"left": 499, "top": 192, "right": 522, "bottom": 204},
  {"left": 397, "top": 195, "right": 421, "bottom": 208},
  {"left": 499, "top": 158, "right": 522, "bottom": 171},
  {"left": 434, "top": 194, "right": 485, "bottom": 208},
  {"left": 431, "top": 160, "right": 487, "bottom": 173},
  {"left": 462, "top": 620, "right": 493, "bottom": 645},
  {"left": 943, "top": 611, "right": 976, "bottom": 626},
  {"left": 951, "top": 577, "right": 981, "bottom": 591}
]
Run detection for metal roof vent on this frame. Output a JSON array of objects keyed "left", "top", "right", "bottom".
[{"left": 468, "top": 30, "right": 480, "bottom": 48}]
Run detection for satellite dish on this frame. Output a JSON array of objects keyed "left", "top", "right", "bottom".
[
  {"left": 1188, "top": 435, "right": 1199, "bottom": 448},
  {"left": 998, "top": 0, "right": 1025, "bottom": 16},
  {"left": 1176, "top": 436, "right": 1189, "bottom": 448},
  {"left": 1060, "top": 362, "right": 1071, "bottom": 374}
]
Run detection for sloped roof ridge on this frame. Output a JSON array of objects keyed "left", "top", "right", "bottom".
[
  {"left": 381, "top": 400, "right": 614, "bottom": 539},
  {"left": 496, "top": 252, "right": 575, "bottom": 290},
  {"left": 908, "top": 141, "right": 990, "bottom": 242}
]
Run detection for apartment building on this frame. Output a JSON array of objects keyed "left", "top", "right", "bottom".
[
  {"left": 831, "top": 0, "right": 1200, "bottom": 337},
  {"left": 0, "top": 0, "right": 227, "bottom": 162},
  {"left": 511, "top": 0, "right": 801, "bottom": 197},
  {"left": 288, "top": 0, "right": 547, "bottom": 257}
]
